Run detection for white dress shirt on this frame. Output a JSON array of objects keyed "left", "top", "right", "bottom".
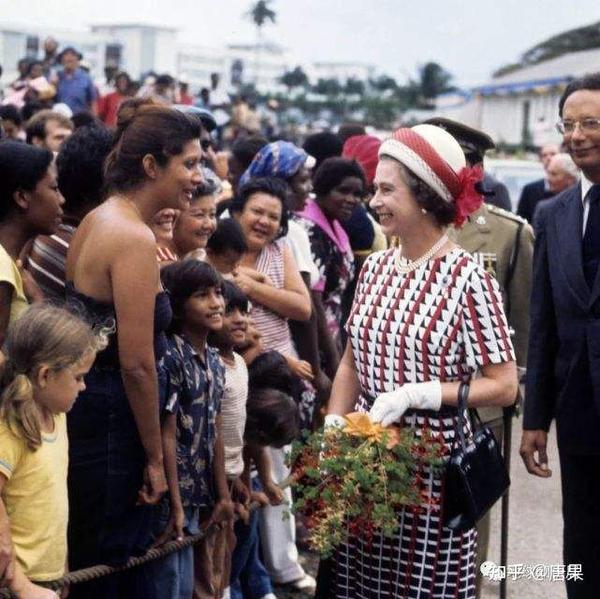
[{"left": 582, "top": 173, "right": 595, "bottom": 234}]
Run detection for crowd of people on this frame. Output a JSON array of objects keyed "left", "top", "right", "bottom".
[{"left": 0, "top": 37, "right": 598, "bottom": 599}]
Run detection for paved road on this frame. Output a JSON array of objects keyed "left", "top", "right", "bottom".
[{"left": 481, "top": 419, "right": 565, "bottom": 599}]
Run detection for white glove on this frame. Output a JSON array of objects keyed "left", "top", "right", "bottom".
[
  {"left": 323, "top": 414, "right": 346, "bottom": 430},
  {"left": 369, "top": 381, "right": 442, "bottom": 427}
]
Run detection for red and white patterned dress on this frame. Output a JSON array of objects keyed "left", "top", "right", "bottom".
[{"left": 333, "top": 246, "right": 514, "bottom": 599}]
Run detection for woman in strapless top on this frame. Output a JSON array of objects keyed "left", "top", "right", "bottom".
[{"left": 64, "top": 98, "right": 204, "bottom": 598}]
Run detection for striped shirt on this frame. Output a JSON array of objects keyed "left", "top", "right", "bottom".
[
  {"left": 27, "top": 219, "right": 78, "bottom": 304},
  {"left": 250, "top": 239, "right": 295, "bottom": 356}
]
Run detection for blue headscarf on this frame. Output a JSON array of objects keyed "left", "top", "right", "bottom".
[{"left": 239, "top": 141, "right": 308, "bottom": 187}]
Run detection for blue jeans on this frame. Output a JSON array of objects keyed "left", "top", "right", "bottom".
[
  {"left": 139, "top": 502, "right": 201, "bottom": 599},
  {"left": 230, "top": 478, "right": 273, "bottom": 599}
]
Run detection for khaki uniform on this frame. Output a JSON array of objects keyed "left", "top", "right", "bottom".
[
  {"left": 451, "top": 203, "right": 534, "bottom": 593},
  {"left": 451, "top": 203, "right": 533, "bottom": 369}
]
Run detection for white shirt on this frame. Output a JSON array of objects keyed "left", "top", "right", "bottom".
[
  {"left": 221, "top": 352, "right": 248, "bottom": 478},
  {"left": 285, "top": 220, "right": 320, "bottom": 288},
  {"left": 581, "top": 173, "right": 595, "bottom": 234}
]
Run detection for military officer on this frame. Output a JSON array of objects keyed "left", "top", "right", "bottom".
[
  {"left": 425, "top": 117, "right": 533, "bottom": 370},
  {"left": 454, "top": 202, "right": 533, "bottom": 366}
]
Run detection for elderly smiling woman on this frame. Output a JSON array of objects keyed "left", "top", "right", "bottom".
[
  {"left": 231, "top": 176, "right": 315, "bottom": 591},
  {"left": 324, "top": 125, "right": 518, "bottom": 599}
]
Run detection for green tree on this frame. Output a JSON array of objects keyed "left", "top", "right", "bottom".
[
  {"left": 313, "top": 78, "right": 342, "bottom": 96},
  {"left": 494, "top": 21, "right": 600, "bottom": 77},
  {"left": 249, "top": 0, "right": 276, "bottom": 28},
  {"left": 395, "top": 81, "right": 421, "bottom": 110},
  {"left": 369, "top": 74, "right": 398, "bottom": 93},
  {"left": 280, "top": 66, "right": 309, "bottom": 91},
  {"left": 344, "top": 77, "right": 365, "bottom": 95},
  {"left": 247, "top": 1, "right": 277, "bottom": 86},
  {"left": 418, "top": 62, "right": 453, "bottom": 99},
  {"left": 362, "top": 96, "right": 398, "bottom": 129}
]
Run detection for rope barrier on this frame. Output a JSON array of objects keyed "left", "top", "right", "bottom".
[{"left": 0, "top": 475, "right": 294, "bottom": 598}]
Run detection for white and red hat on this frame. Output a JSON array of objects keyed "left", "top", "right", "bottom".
[{"left": 379, "top": 124, "right": 483, "bottom": 226}]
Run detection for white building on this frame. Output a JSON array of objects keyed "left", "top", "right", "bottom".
[
  {"left": 432, "top": 47, "right": 600, "bottom": 147},
  {"left": 176, "top": 43, "right": 227, "bottom": 90},
  {"left": 0, "top": 23, "right": 119, "bottom": 81},
  {"left": 0, "top": 22, "right": 297, "bottom": 94},
  {"left": 310, "top": 61, "right": 375, "bottom": 83},
  {"left": 226, "top": 42, "right": 294, "bottom": 92},
  {"left": 91, "top": 23, "right": 178, "bottom": 79}
]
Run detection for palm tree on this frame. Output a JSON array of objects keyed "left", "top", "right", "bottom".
[{"left": 247, "top": 0, "right": 276, "bottom": 86}]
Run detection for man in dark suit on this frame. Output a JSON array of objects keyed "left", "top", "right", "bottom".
[
  {"left": 516, "top": 143, "right": 560, "bottom": 222},
  {"left": 521, "top": 72, "right": 600, "bottom": 599}
]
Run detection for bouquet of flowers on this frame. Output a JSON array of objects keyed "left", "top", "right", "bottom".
[{"left": 289, "top": 412, "right": 446, "bottom": 557}]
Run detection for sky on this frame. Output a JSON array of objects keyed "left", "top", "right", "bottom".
[{"left": 3, "top": 0, "right": 600, "bottom": 86}]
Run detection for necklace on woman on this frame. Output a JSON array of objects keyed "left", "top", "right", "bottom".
[{"left": 395, "top": 234, "right": 449, "bottom": 274}]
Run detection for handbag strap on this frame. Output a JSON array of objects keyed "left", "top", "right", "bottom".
[{"left": 454, "top": 382, "right": 470, "bottom": 451}]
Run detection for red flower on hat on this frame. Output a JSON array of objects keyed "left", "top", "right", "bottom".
[{"left": 454, "top": 165, "right": 484, "bottom": 227}]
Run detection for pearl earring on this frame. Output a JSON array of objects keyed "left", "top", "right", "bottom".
[{"left": 421, "top": 208, "right": 428, "bottom": 215}]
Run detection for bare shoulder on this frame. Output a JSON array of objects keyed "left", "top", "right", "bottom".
[{"left": 84, "top": 201, "right": 156, "bottom": 252}]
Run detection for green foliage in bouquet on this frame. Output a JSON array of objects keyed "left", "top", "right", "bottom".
[{"left": 289, "top": 412, "right": 446, "bottom": 557}]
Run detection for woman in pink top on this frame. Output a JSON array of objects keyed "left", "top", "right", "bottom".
[{"left": 295, "top": 158, "right": 366, "bottom": 362}]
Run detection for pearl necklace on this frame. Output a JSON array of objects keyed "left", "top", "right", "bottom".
[{"left": 395, "top": 234, "right": 449, "bottom": 274}]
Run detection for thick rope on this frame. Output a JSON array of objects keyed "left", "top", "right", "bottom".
[{"left": 0, "top": 475, "right": 294, "bottom": 597}]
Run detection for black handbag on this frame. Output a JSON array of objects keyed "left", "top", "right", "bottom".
[{"left": 442, "top": 382, "right": 510, "bottom": 532}]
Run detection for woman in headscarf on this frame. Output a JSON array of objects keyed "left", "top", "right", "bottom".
[{"left": 239, "top": 140, "right": 326, "bottom": 410}]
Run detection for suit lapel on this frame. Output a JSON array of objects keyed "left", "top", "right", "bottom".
[{"left": 556, "top": 186, "right": 589, "bottom": 308}]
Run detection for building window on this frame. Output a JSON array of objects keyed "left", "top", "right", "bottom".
[
  {"left": 105, "top": 44, "right": 122, "bottom": 69},
  {"left": 26, "top": 35, "right": 39, "bottom": 58}
]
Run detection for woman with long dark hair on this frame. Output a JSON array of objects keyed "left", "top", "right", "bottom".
[{"left": 65, "top": 99, "right": 203, "bottom": 597}]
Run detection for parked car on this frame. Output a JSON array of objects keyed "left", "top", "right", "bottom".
[{"left": 484, "top": 158, "right": 544, "bottom": 212}]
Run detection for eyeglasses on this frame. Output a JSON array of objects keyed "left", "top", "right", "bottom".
[{"left": 556, "top": 118, "right": 600, "bottom": 134}]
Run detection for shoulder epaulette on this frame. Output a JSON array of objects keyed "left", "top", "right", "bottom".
[{"left": 487, "top": 204, "right": 528, "bottom": 225}]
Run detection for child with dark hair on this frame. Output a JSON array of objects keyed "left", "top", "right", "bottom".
[
  {"left": 244, "top": 388, "right": 299, "bottom": 448},
  {"left": 143, "top": 259, "right": 233, "bottom": 599},
  {"left": 172, "top": 180, "right": 218, "bottom": 261},
  {"left": 229, "top": 349, "right": 301, "bottom": 599},
  {"left": 246, "top": 350, "right": 294, "bottom": 397},
  {"left": 205, "top": 218, "right": 248, "bottom": 275},
  {"left": 206, "top": 279, "right": 251, "bottom": 599}
]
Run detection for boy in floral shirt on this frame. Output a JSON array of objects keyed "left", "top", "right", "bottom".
[{"left": 143, "top": 259, "right": 234, "bottom": 599}]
